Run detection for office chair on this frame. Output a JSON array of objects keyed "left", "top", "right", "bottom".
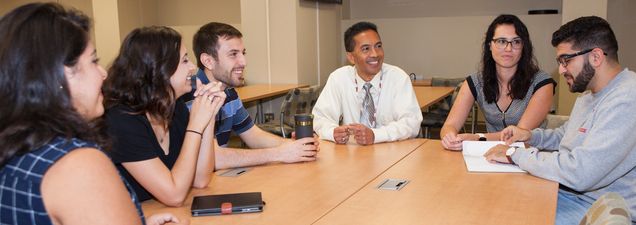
[
  {"left": 420, "top": 77, "right": 468, "bottom": 138},
  {"left": 545, "top": 114, "right": 570, "bottom": 129},
  {"left": 258, "top": 86, "right": 321, "bottom": 138},
  {"left": 579, "top": 192, "right": 631, "bottom": 225}
]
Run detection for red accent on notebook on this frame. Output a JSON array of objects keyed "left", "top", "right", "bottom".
[{"left": 221, "top": 202, "right": 232, "bottom": 214}]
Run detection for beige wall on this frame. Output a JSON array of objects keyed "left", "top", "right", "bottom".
[
  {"left": 117, "top": 0, "right": 157, "bottom": 41},
  {"left": 318, "top": 3, "right": 343, "bottom": 86},
  {"left": 1, "top": 0, "right": 95, "bottom": 50},
  {"left": 1, "top": 0, "right": 92, "bottom": 17},
  {"left": 346, "top": 0, "right": 561, "bottom": 19},
  {"left": 240, "top": 0, "right": 341, "bottom": 113},
  {"left": 240, "top": 0, "right": 270, "bottom": 85},
  {"left": 608, "top": 0, "right": 636, "bottom": 71},
  {"left": 241, "top": 0, "right": 341, "bottom": 87},
  {"left": 341, "top": 15, "right": 561, "bottom": 86},
  {"left": 91, "top": 0, "right": 120, "bottom": 68},
  {"left": 155, "top": 0, "right": 240, "bottom": 26}
]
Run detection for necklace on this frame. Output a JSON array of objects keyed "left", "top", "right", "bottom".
[{"left": 147, "top": 114, "right": 169, "bottom": 144}]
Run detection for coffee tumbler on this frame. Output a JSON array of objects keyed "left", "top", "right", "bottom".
[{"left": 294, "top": 114, "right": 314, "bottom": 139}]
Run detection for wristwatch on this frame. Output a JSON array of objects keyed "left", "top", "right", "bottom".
[
  {"left": 476, "top": 133, "right": 486, "bottom": 141},
  {"left": 505, "top": 146, "right": 518, "bottom": 164}
]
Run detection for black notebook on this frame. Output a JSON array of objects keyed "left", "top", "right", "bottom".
[{"left": 191, "top": 192, "right": 264, "bottom": 216}]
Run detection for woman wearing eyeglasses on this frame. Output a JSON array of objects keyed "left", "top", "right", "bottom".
[{"left": 441, "top": 14, "right": 556, "bottom": 151}]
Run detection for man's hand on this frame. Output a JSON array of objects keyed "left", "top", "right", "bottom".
[
  {"left": 501, "top": 125, "right": 532, "bottom": 145},
  {"left": 333, "top": 125, "right": 351, "bottom": 144},
  {"left": 276, "top": 137, "right": 319, "bottom": 163},
  {"left": 348, "top": 123, "right": 375, "bottom": 145},
  {"left": 483, "top": 144, "right": 513, "bottom": 164}
]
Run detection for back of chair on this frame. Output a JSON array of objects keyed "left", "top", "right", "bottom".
[
  {"left": 279, "top": 86, "right": 322, "bottom": 128},
  {"left": 430, "top": 77, "right": 465, "bottom": 112},
  {"left": 579, "top": 192, "right": 632, "bottom": 225},
  {"left": 546, "top": 114, "right": 570, "bottom": 129}
]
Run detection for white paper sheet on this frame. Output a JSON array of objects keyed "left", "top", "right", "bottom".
[{"left": 462, "top": 141, "right": 526, "bottom": 173}]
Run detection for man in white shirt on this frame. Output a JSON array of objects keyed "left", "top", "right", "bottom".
[{"left": 312, "top": 21, "right": 422, "bottom": 145}]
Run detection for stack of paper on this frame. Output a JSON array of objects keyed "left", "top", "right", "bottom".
[{"left": 462, "top": 141, "right": 525, "bottom": 173}]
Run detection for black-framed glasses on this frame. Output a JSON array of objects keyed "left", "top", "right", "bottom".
[
  {"left": 556, "top": 48, "right": 607, "bottom": 67},
  {"left": 491, "top": 38, "right": 523, "bottom": 50}
]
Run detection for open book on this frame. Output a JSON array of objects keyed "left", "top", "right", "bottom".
[{"left": 462, "top": 141, "right": 525, "bottom": 173}]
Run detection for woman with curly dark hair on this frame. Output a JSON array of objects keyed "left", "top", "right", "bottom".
[
  {"left": 103, "top": 26, "right": 225, "bottom": 207},
  {"left": 0, "top": 3, "right": 182, "bottom": 225},
  {"left": 441, "top": 14, "right": 556, "bottom": 150}
]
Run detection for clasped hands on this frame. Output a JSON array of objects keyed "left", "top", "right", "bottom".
[{"left": 333, "top": 123, "right": 375, "bottom": 145}]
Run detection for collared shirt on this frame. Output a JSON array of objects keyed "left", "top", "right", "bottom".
[{"left": 312, "top": 63, "right": 423, "bottom": 143}]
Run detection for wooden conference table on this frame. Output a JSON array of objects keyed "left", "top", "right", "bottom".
[
  {"left": 315, "top": 140, "right": 558, "bottom": 225},
  {"left": 413, "top": 86, "right": 456, "bottom": 109},
  {"left": 142, "top": 139, "right": 557, "bottom": 225},
  {"left": 235, "top": 84, "right": 308, "bottom": 123}
]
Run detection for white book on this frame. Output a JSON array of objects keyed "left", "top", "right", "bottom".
[{"left": 462, "top": 141, "right": 526, "bottom": 173}]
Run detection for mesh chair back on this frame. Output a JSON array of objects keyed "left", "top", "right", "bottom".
[
  {"left": 280, "top": 86, "right": 322, "bottom": 128},
  {"left": 546, "top": 114, "right": 569, "bottom": 129},
  {"left": 430, "top": 77, "right": 465, "bottom": 112}
]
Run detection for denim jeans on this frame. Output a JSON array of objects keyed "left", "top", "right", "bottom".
[{"left": 556, "top": 189, "right": 593, "bottom": 225}]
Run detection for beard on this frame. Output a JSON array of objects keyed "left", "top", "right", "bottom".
[
  {"left": 567, "top": 59, "right": 596, "bottom": 93},
  {"left": 212, "top": 65, "right": 244, "bottom": 88}
]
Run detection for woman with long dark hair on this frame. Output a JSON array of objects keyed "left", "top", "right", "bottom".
[
  {"left": 104, "top": 26, "right": 225, "bottom": 206},
  {"left": 441, "top": 14, "right": 555, "bottom": 150},
  {"left": 0, "top": 3, "right": 182, "bottom": 225}
]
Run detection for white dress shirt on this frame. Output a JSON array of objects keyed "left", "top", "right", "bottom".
[{"left": 312, "top": 63, "right": 422, "bottom": 143}]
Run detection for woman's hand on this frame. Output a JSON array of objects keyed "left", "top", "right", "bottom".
[{"left": 188, "top": 81, "right": 225, "bottom": 132}]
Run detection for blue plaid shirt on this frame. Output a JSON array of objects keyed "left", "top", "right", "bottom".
[{"left": 0, "top": 137, "right": 145, "bottom": 224}]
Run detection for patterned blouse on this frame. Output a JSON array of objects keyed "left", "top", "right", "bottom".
[
  {"left": 0, "top": 137, "right": 145, "bottom": 224},
  {"left": 467, "top": 71, "right": 556, "bottom": 132}
]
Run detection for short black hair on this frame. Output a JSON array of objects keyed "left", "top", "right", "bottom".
[
  {"left": 344, "top": 21, "right": 379, "bottom": 52},
  {"left": 552, "top": 16, "right": 618, "bottom": 62},
  {"left": 193, "top": 22, "right": 243, "bottom": 69}
]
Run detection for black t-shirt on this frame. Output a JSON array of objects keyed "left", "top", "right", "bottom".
[{"left": 105, "top": 100, "right": 189, "bottom": 202}]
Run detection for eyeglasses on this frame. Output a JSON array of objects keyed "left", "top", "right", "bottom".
[
  {"left": 556, "top": 48, "right": 607, "bottom": 67},
  {"left": 491, "top": 38, "right": 523, "bottom": 50}
]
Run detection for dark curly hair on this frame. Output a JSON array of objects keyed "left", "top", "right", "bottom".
[
  {"left": 0, "top": 3, "right": 108, "bottom": 166},
  {"left": 103, "top": 26, "right": 182, "bottom": 128},
  {"left": 552, "top": 16, "right": 618, "bottom": 62},
  {"left": 344, "top": 21, "right": 379, "bottom": 52},
  {"left": 481, "top": 14, "right": 540, "bottom": 103}
]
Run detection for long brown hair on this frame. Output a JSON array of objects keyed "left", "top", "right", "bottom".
[
  {"left": 481, "top": 14, "right": 540, "bottom": 103},
  {"left": 103, "top": 26, "right": 182, "bottom": 128}
]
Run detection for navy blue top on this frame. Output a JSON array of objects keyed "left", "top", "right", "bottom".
[
  {"left": 180, "top": 69, "right": 254, "bottom": 146},
  {"left": 0, "top": 137, "right": 145, "bottom": 225}
]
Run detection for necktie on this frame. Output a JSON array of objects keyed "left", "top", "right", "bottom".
[{"left": 360, "top": 83, "right": 376, "bottom": 128}]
